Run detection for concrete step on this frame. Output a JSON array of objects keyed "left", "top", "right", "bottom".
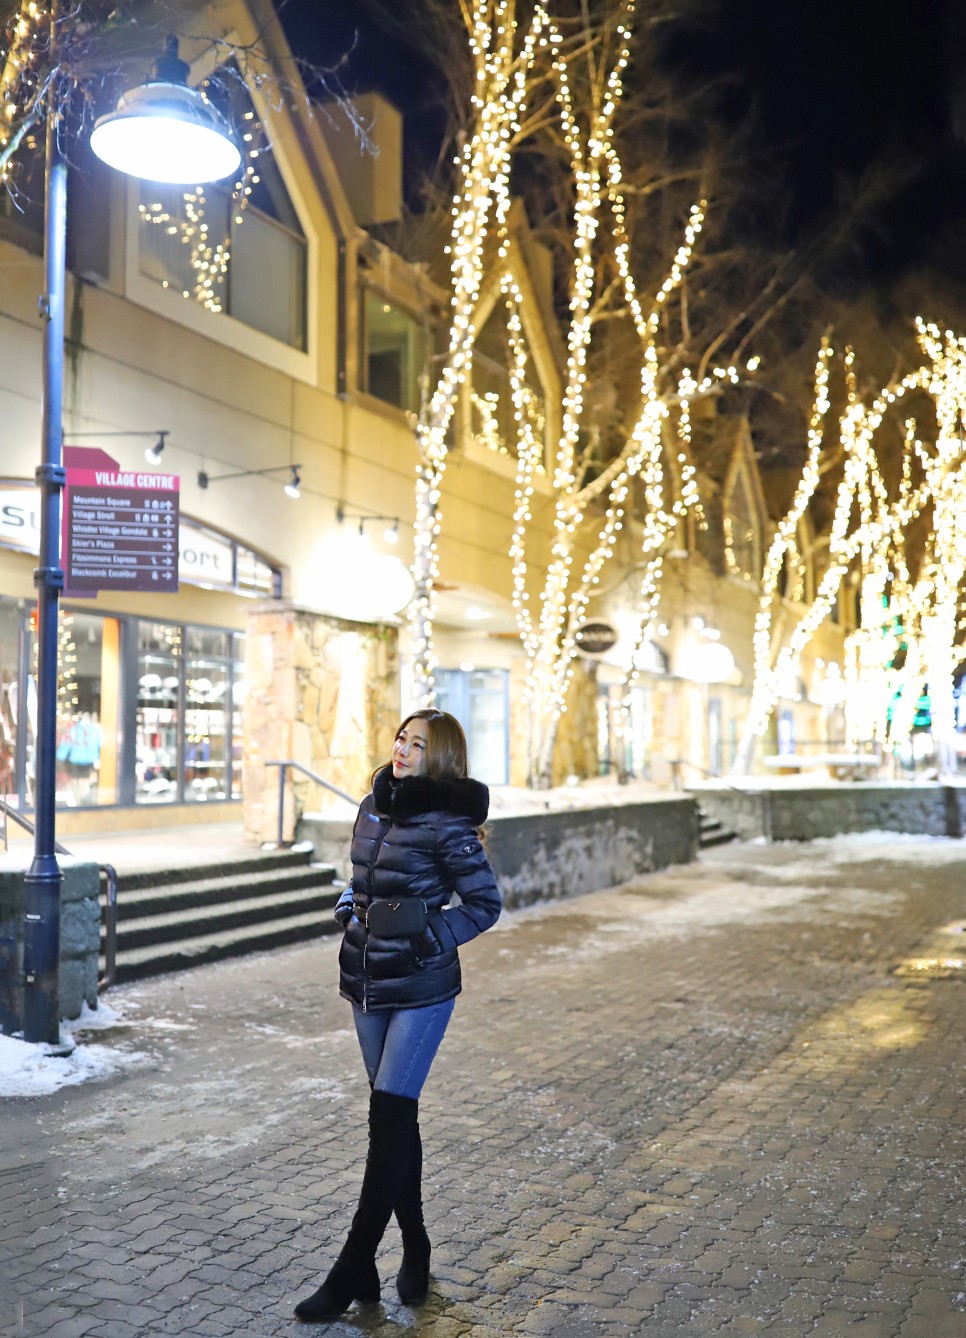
[
  {"left": 697, "top": 807, "right": 736, "bottom": 849},
  {"left": 111, "top": 908, "right": 343, "bottom": 983},
  {"left": 106, "top": 882, "right": 344, "bottom": 952},
  {"left": 98, "top": 842, "right": 348, "bottom": 983},
  {"left": 112, "top": 865, "right": 338, "bottom": 922},
  {"left": 113, "top": 845, "right": 315, "bottom": 892},
  {"left": 699, "top": 827, "right": 737, "bottom": 849}
]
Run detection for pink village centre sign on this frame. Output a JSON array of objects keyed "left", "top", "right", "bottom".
[{"left": 61, "top": 446, "right": 180, "bottom": 597}]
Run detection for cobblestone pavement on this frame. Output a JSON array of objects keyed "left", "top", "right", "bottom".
[{"left": 2, "top": 835, "right": 966, "bottom": 1338}]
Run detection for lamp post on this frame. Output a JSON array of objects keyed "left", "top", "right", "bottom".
[{"left": 22, "top": 20, "right": 239, "bottom": 1044}]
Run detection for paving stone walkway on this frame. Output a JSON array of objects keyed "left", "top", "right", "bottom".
[{"left": 2, "top": 835, "right": 965, "bottom": 1337}]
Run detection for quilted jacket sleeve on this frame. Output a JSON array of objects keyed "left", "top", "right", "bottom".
[
  {"left": 334, "top": 885, "right": 353, "bottom": 926},
  {"left": 432, "top": 817, "right": 502, "bottom": 948}
]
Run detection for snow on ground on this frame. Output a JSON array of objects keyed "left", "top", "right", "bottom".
[
  {"left": 3, "top": 826, "right": 964, "bottom": 1101},
  {"left": 0, "top": 1001, "right": 150, "bottom": 1100}
]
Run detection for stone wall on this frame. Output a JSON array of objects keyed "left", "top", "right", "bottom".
[
  {"left": 298, "top": 795, "right": 698, "bottom": 909},
  {"left": 0, "top": 858, "right": 100, "bottom": 1030},
  {"left": 486, "top": 797, "right": 697, "bottom": 907},
  {"left": 691, "top": 783, "right": 966, "bottom": 842},
  {"left": 244, "top": 602, "right": 399, "bottom": 844}
]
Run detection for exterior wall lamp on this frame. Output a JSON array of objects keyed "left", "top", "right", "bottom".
[
  {"left": 198, "top": 465, "right": 302, "bottom": 499},
  {"left": 336, "top": 505, "right": 400, "bottom": 545},
  {"left": 63, "top": 428, "right": 170, "bottom": 465}
]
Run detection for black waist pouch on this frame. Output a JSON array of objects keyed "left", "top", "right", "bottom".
[{"left": 366, "top": 897, "right": 428, "bottom": 937}]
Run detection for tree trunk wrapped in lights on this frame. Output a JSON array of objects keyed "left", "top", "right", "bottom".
[{"left": 409, "top": 0, "right": 554, "bottom": 705}]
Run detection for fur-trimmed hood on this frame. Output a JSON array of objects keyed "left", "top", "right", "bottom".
[{"left": 372, "top": 765, "right": 489, "bottom": 826}]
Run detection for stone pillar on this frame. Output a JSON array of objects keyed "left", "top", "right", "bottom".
[
  {"left": 0, "top": 857, "right": 100, "bottom": 1031},
  {"left": 59, "top": 860, "right": 101, "bottom": 1018},
  {"left": 243, "top": 601, "right": 399, "bottom": 845}
]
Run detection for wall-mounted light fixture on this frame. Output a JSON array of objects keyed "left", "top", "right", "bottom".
[
  {"left": 336, "top": 504, "right": 400, "bottom": 544},
  {"left": 145, "top": 431, "right": 169, "bottom": 465},
  {"left": 66, "top": 428, "right": 171, "bottom": 465},
  {"left": 198, "top": 464, "right": 303, "bottom": 499}
]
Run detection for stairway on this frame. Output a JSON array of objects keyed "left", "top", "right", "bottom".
[
  {"left": 697, "top": 805, "right": 737, "bottom": 850},
  {"left": 103, "top": 846, "right": 344, "bottom": 984}
]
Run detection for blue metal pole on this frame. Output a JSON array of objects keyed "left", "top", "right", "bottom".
[{"left": 22, "top": 82, "right": 66, "bottom": 1045}]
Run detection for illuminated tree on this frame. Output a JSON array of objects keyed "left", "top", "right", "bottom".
[
  {"left": 730, "top": 318, "right": 966, "bottom": 778},
  {"left": 496, "top": 0, "right": 758, "bottom": 786},
  {"left": 408, "top": 0, "right": 556, "bottom": 704},
  {"left": 730, "top": 340, "right": 932, "bottom": 775}
]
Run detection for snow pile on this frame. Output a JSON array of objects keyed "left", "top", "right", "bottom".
[
  {"left": 0, "top": 1001, "right": 149, "bottom": 1100},
  {"left": 488, "top": 775, "right": 671, "bottom": 814}
]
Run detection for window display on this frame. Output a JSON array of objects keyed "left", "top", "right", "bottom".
[
  {"left": 184, "top": 650, "right": 229, "bottom": 803},
  {"left": 137, "top": 621, "right": 181, "bottom": 804},
  {"left": 135, "top": 620, "right": 245, "bottom": 805},
  {"left": 0, "top": 597, "right": 28, "bottom": 806},
  {"left": 0, "top": 602, "right": 246, "bottom": 812},
  {"left": 53, "top": 611, "right": 118, "bottom": 806}
]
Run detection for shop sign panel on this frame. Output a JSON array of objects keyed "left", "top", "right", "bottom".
[
  {"left": 179, "top": 526, "right": 235, "bottom": 588},
  {"left": 62, "top": 447, "right": 179, "bottom": 596},
  {"left": 0, "top": 487, "right": 40, "bottom": 553}
]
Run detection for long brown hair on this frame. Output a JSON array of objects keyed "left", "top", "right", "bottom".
[{"left": 376, "top": 708, "right": 469, "bottom": 782}]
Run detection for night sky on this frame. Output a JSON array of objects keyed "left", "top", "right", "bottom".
[{"left": 278, "top": 0, "right": 966, "bottom": 282}]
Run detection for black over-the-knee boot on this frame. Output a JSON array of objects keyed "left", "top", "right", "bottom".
[
  {"left": 394, "top": 1111, "right": 431, "bottom": 1304},
  {"left": 295, "top": 1090, "right": 418, "bottom": 1323}
]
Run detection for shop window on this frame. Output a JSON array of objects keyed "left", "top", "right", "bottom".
[
  {"left": 55, "top": 612, "right": 120, "bottom": 807},
  {"left": 361, "top": 290, "right": 428, "bottom": 414},
  {"left": 137, "top": 65, "right": 307, "bottom": 350},
  {"left": 185, "top": 660, "right": 229, "bottom": 803},
  {"left": 137, "top": 621, "right": 182, "bottom": 805},
  {"left": 235, "top": 546, "right": 279, "bottom": 597},
  {"left": 231, "top": 635, "right": 246, "bottom": 799},
  {"left": 435, "top": 668, "right": 509, "bottom": 786},
  {"left": 0, "top": 606, "right": 245, "bottom": 811},
  {"left": 597, "top": 684, "right": 652, "bottom": 779},
  {"left": 187, "top": 627, "right": 231, "bottom": 659},
  {"left": 0, "top": 598, "right": 28, "bottom": 806}
]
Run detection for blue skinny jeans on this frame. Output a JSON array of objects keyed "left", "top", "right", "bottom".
[{"left": 352, "top": 999, "right": 455, "bottom": 1099}]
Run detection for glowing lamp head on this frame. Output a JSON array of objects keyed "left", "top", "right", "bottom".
[{"left": 90, "top": 39, "right": 240, "bottom": 184}]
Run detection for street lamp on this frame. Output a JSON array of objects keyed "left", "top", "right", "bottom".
[
  {"left": 23, "top": 22, "right": 240, "bottom": 1045},
  {"left": 90, "top": 36, "right": 241, "bottom": 183}
]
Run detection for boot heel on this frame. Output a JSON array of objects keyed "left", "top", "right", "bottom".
[
  {"left": 397, "top": 1226, "right": 431, "bottom": 1304},
  {"left": 294, "top": 1259, "right": 381, "bottom": 1322}
]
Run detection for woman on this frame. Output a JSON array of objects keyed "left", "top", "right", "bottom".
[{"left": 295, "top": 708, "right": 502, "bottom": 1323}]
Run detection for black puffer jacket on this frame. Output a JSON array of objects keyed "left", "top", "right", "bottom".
[{"left": 334, "top": 766, "right": 502, "bottom": 1011}]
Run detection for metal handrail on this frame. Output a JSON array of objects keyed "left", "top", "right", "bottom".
[
  {"left": 0, "top": 797, "right": 118, "bottom": 992},
  {"left": 667, "top": 759, "right": 761, "bottom": 796},
  {"left": 265, "top": 761, "right": 358, "bottom": 848}
]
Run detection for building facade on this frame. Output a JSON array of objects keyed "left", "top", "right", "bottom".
[{"left": 0, "top": 0, "right": 854, "bottom": 842}]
